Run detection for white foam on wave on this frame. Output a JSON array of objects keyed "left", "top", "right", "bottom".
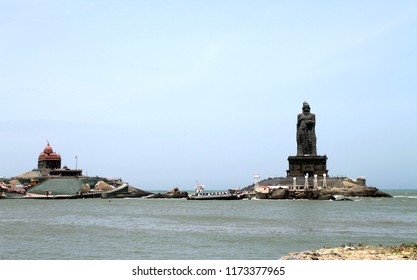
[{"left": 393, "top": 195, "right": 417, "bottom": 199}]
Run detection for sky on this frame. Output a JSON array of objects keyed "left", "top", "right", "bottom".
[{"left": 1, "top": 0, "right": 417, "bottom": 190}]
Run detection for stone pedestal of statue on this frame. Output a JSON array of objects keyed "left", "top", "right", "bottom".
[{"left": 287, "top": 155, "right": 328, "bottom": 177}]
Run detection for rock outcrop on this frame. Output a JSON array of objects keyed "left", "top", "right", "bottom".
[
  {"left": 126, "top": 185, "right": 153, "bottom": 197},
  {"left": 145, "top": 187, "right": 188, "bottom": 199},
  {"left": 269, "top": 188, "right": 289, "bottom": 199},
  {"left": 94, "top": 181, "right": 114, "bottom": 191},
  {"left": 264, "top": 186, "right": 391, "bottom": 200},
  {"left": 246, "top": 176, "right": 391, "bottom": 199},
  {"left": 81, "top": 183, "right": 91, "bottom": 193},
  {"left": 320, "top": 186, "right": 391, "bottom": 198}
]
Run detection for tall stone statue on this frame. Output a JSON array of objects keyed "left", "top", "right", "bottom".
[{"left": 296, "top": 102, "right": 317, "bottom": 156}]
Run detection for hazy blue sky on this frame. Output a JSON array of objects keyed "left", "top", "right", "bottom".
[{"left": 1, "top": 1, "right": 416, "bottom": 190}]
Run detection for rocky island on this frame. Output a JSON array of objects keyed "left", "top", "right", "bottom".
[
  {"left": 243, "top": 176, "right": 391, "bottom": 200},
  {"left": 243, "top": 102, "right": 391, "bottom": 200},
  {"left": 0, "top": 142, "right": 152, "bottom": 199}
]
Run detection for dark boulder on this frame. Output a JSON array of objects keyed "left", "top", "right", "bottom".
[
  {"left": 317, "top": 194, "right": 335, "bottom": 200},
  {"left": 269, "top": 188, "right": 289, "bottom": 199},
  {"left": 127, "top": 185, "right": 153, "bottom": 197},
  {"left": 145, "top": 187, "right": 188, "bottom": 199}
]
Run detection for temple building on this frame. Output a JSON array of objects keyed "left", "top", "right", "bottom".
[
  {"left": 37, "top": 142, "right": 81, "bottom": 177},
  {"left": 38, "top": 142, "right": 61, "bottom": 174}
]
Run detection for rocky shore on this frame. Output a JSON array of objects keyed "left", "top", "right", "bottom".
[
  {"left": 244, "top": 176, "right": 391, "bottom": 199},
  {"left": 268, "top": 185, "right": 391, "bottom": 200},
  {"left": 280, "top": 243, "right": 417, "bottom": 260}
]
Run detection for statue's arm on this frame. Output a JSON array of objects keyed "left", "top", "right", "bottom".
[
  {"left": 297, "top": 114, "right": 302, "bottom": 127},
  {"left": 297, "top": 114, "right": 303, "bottom": 130}
]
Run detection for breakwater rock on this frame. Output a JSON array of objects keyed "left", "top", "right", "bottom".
[
  {"left": 126, "top": 185, "right": 153, "bottom": 197},
  {"left": 145, "top": 187, "right": 188, "bottom": 199},
  {"left": 104, "top": 184, "right": 153, "bottom": 198}
]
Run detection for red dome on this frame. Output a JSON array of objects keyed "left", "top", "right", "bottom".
[
  {"left": 38, "top": 142, "right": 61, "bottom": 160},
  {"left": 43, "top": 143, "right": 53, "bottom": 154}
]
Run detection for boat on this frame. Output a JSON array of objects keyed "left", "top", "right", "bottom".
[
  {"left": 187, "top": 191, "right": 243, "bottom": 200},
  {"left": 187, "top": 182, "right": 243, "bottom": 200}
]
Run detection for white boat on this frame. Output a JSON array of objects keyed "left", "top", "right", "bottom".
[{"left": 188, "top": 182, "right": 243, "bottom": 200}]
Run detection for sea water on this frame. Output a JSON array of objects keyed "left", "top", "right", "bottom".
[{"left": 1, "top": 189, "right": 416, "bottom": 260}]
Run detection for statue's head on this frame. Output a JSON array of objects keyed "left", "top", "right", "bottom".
[{"left": 302, "top": 102, "right": 310, "bottom": 113}]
